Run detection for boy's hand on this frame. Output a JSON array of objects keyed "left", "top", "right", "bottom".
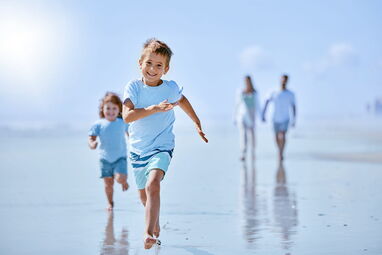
[
  {"left": 154, "top": 100, "right": 177, "bottom": 112},
  {"left": 89, "top": 141, "right": 98, "bottom": 150},
  {"left": 195, "top": 122, "right": 208, "bottom": 143}
]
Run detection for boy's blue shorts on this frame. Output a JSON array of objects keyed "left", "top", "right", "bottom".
[
  {"left": 99, "top": 157, "right": 127, "bottom": 178},
  {"left": 129, "top": 150, "right": 173, "bottom": 190}
]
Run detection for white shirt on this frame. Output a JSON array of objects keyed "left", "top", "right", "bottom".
[{"left": 267, "top": 89, "right": 296, "bottom": 123}]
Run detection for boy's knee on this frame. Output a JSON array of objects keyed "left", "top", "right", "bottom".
[{"left": 146, "top": 180, "right": 160, "bottom": 195}]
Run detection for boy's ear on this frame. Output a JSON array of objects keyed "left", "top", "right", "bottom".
[
  {"left": 164, "top": 65, "right": 170, "bottom": 74},
  {"left": 138, "top": 59, "right": 142, "bottom": 69}
]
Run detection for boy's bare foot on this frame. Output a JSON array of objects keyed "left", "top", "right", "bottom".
[
  {"left": 107, "top": 201, "right": 114, "bottom": 211},
  {"left": 121, "top": 182, "right": 129, "bottom": 191},
  {"left": 153, "top": 221, "right": 160, "bottom": 238},
  {"left": 143, "top": 234, "right": 157, "bottom": 249}
]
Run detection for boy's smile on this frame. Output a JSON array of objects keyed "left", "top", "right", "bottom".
[{"left": 139, "top": 52, "right": 169, "bottom": 86}]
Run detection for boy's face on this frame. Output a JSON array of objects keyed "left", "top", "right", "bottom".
[
  {"left": 103, "top": 102, "right": 119, "bottom": 121},
  {"left": 139, "top": 52, "right": 169, "bottom": 86}
]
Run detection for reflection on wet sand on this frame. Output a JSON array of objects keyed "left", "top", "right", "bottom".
[
  {"left": 241, "top": 161, "right": 299, "bottom": 252},
  {"left": 241, "top": 162, "right": 266, "bottom": 249},
  {"left": 100, "top": 212, "right": 129, "bottom": 255},
  {"left": 273, "top": 162, "right": 298, "bottom": 252}
]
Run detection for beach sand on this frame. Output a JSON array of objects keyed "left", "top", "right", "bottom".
[{"left": 0, "top": 118, "right": 381, "bottom": 254}]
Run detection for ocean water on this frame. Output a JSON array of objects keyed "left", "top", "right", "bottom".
[{"left": 0, "top": 117, "right": 381, "bottom": 254}]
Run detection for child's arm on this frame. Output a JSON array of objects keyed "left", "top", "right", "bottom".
[
  {"left": 123, "top": 99, "right": 177, "bottom": 123},
  {"left": 88, "top": 136, "right": 98, "bottom": 149},
  {"left": 178, "top": 96, "right": 208, "bottom": 143}
]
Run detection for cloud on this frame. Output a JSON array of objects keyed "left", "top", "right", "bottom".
[
  {"left": 239, "top": 45, "right": 274, "bottom": 72},
  {"left": 303, "top": 43, "right": 359, "bottom": 76}
]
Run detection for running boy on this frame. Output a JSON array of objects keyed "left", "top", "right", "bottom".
[
  {"left": 122, "top": 38, "right": 208, "bottom": 249},
  {"left": 89, "top": 92, "right": 130, "bottom": 211}
]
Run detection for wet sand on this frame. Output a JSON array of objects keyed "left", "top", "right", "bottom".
[{"left": 0, "top": 119, "right": 381, "bottom": 254}]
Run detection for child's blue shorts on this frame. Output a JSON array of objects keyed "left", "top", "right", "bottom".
[
  {"left": 129, "top": 150, "right": 173, "bottom": 190},
  {"left": 99, "top": 157, "right": 127, "bottom": 178}
]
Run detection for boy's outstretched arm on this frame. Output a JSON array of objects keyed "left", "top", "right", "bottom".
[
  {"left": 88, "top": 136, "right": 98, "bottom": 149},
  {"left": 178, "top": 96, "right": 208, "bottom": 143},
  {"left": 123, "top": 99, "right": 176, "bottom": 123}
]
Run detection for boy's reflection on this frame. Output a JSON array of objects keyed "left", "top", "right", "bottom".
[
  {"left": 100, "top": 212, "right": 129, "bottom": 255},
  {"left": 273, "top": 162, "right": 298, "bottom": 251}
]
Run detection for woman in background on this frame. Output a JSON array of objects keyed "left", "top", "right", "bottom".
[{"left": 235, "top": 75, "right": 261, "bottom": 162}]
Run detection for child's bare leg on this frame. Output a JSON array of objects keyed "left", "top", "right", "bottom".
[
  {"left": 115, "top": 173, "right": 129, "bottom": 191},
  {"left": 139, "top": 189, "right": 147, "bottom": 206},
  {"left": 104, "top": 177, "right": 114, "bottom": 210},
  {"left": 139, "top": 189, "right": 160, "bottom": 238},
  {"left": 143, "top": 169, "right": 164, "bottom": 249}
]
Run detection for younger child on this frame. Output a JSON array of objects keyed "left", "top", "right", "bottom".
[
  {"left": 88, "top": 92, "right": 130, "bottom": 211},
  {"left": 123, "top": 38, "right": 208, "bottom": 249}
]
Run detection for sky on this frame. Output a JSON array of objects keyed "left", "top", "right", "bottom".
[{"left": 0, "top": 0, "right": 381, "bottom": 126}]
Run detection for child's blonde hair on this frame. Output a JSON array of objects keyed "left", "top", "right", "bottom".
[
  {"left": 139, "top": 38, "right": 173, "bottom": 66},
  {"left": 99, "top": 92, "right": 123, "bottom": 118}
]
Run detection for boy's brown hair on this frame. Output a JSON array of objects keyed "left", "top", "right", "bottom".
[
  {"left": 99, "top": 92, "right": 123, "bottom": 118},
  {"left": 139, "top": 38, "right": 173, "bottom": 66}
]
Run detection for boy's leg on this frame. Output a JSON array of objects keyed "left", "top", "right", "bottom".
[
  {"left": 139, "top": 189, "right": 160, "bottom": 238},
  {"left": 115, "top": 173, "right": 129, "bottom": 191},
  {"left": 103, "top": 177, "right": 114, "bottom": 211},
  {"left": 144, "top": 169, "right": 164, "bottom": 249},
  {"left": 139, "top": 189, "right": 147, "bottom": 206}
]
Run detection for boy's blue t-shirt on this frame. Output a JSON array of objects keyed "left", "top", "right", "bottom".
[
  {"left": 88, "top": 118, "right": 129, "bottom": 163},
  {"left": 123, "top": 79, "right": 183, "bottom": 156}
]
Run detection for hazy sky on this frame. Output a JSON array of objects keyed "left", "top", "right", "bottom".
[{"left": 0, "top": 0, "right": 381, "bottom": 125}]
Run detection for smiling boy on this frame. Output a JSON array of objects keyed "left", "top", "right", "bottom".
[{"left": 122, "top": 38, "right": 208, "bottom": 249}]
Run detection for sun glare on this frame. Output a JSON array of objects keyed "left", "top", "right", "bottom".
[{"left": 0, "top": 3, "right": 71, "bottom": 95}]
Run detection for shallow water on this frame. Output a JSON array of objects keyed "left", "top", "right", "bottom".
[{"left": 0, "top": 118, "right": 381, "bottom": 254}]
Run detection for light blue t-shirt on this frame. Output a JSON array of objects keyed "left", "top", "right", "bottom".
[
  {"left": 123, "top": 79, "right": 183, "bottom": 156},
  {"left": 88, "top": 118, "right": 129, "bottom": 163}
]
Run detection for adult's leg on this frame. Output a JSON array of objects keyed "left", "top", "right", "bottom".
[
  {"left": 249, "top": 126, "right": 255, "bottom": 161},
  {"left": 239, "top": 123, "right": 248, "bottom": 161},
  {"left": 103, "top": 177, "right": 114, "bottom": 211},
  {"left": 279, "top": 131, "right": 286, "bottom": 160},
  {"left": 276, "top": 131, "right": 286, "bottom": 161},
  {"left": 144, "top": 169, "right": 164, "bottom": 249}
]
